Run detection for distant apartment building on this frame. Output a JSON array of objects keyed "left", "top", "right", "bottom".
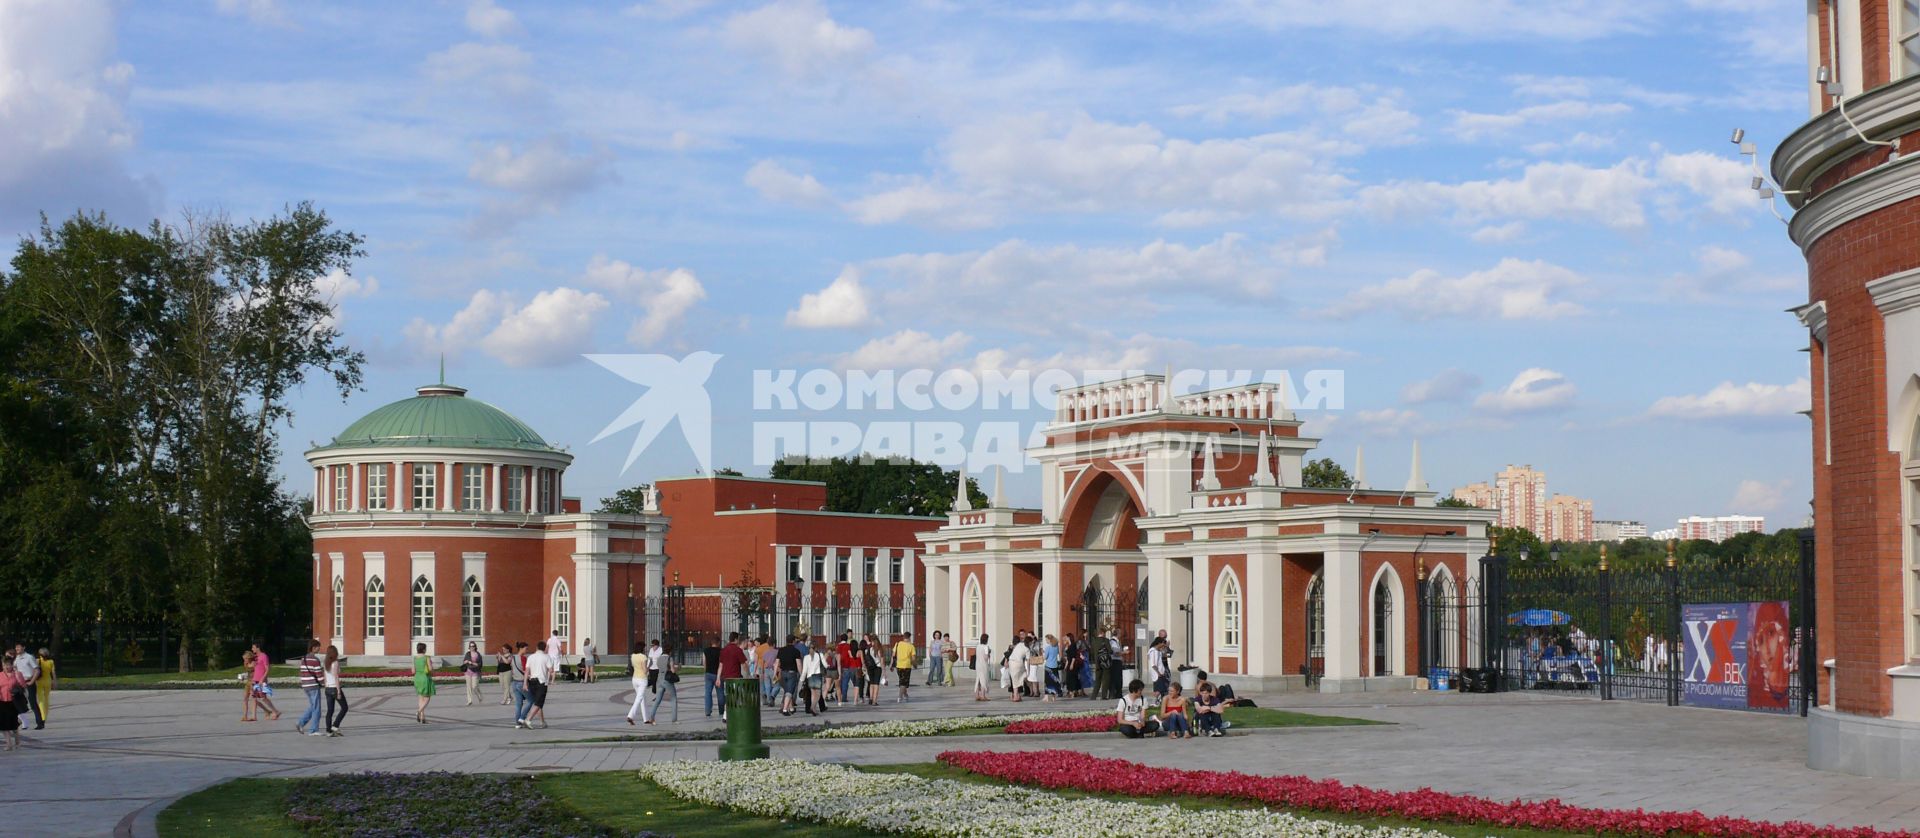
[
  {"left": 1650, "top": 528, "right": 1678, "bottom": 541},
  {"left": 1448, "top": 465, "right": 1595, "bottom": 542},
  {"left": 1544, "top": 494, "right": 1594, "bottom": 543},
  {"left": 1593, "top": 520, "right": 1647, "bottom": 541},
  {"left": 1673, "top": 515, "right": 1766, "bottom": 543}
]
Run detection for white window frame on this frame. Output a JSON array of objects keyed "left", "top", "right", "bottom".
[
  {"left": 506, "top": 466, "right": 525, "bottom": 512},
  {"left": 412, "top": 463, "right": 436, "bottom": 511},
  {"left": 462, "top": 575, "right": 484, "bottom": 639},
  {"left": 462, "top": 464, "right": 484, "bottom": 511},
  {"left": 331, "top": 577, "right": 344, "bottom": 637},
  {"left": 367, "top": 464, "right": 388, "bottom": 510},
  {"left": 786, "top": 552, "right": 803, "bottom": 583},
  {"left": 964, "top": 576, "right": 983, "bottom": 645},
  {"left": 1215, "top": 569, "right": 1242, "bottom": 651},
  {"left": 411, "top": 575, "right": 435, "bottom": 640},
  {"left": 1900, "top": 0, "right": 1920, "bottom": 79},
  {"left": 863, "top": 552, "right": 877, "bottom": 581},
  {"left": 365, "top": 575, "right": 386, "bottom": 638},
  {"left": 552, "top": 578, "right": 572, "bottom": 640},
  {"left": 836, "top": 552, "right": 850, "bottom": 583},
  {"left": 812, "top": 552, "right": 826, "bottom": 584},
  {"left": 890, "top": 554, "right": 904, "bottom": 584},
  {"left": 332, "top": 468, "right": 349, "bottom": 512}
]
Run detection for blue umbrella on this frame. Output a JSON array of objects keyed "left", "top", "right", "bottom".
[{"left": 1506, "top": 609, "right": 1572, "bottom": 627}]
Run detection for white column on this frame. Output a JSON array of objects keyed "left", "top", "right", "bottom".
[
  {"left": 1147, "top": 556, "right": 1176, "bottom": 651},
  {"left": 1192, "top": 554, "right": 1212, "bottom": 670},
  {"left": 984, "top": 561, "right": 1014, "bottom": 646},
  {"left": 444, "top": 461, "right": 457, "bottom": 511},
  {"left": 313, "top": 468, "right": 322, "bottom": 510},
  {"left": 351, "top": 462, "right": 363, "bottom": 512},
  {"left": 573, "top": 556, "right": 609, "bottom": 658},
  {"left": 1040, "top": 559, "right": 1061, "bottom": 637},
  {"left": 393, "top": 460, "right": 404, "bottom": 511},
  {"left": 644, "top": 557, "right": 665, "bottom": 642},
  {"left": 945, "top": 559, "right": 963, "bottom": 645},
  {"left": 491, "top": 463, "right": 503, "bottom": 513},
  {"left": 850, "top": 546, "right": 866, "bottom": 632},
  {"left": 1245, "top": 553, "right": 1282, "bottom": 681},
  {"left": 1322, "top": 549, "right": 1363, "bottom": 689}
]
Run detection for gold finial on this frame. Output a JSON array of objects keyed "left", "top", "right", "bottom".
[
  {"left": 627, "top": 582, "right": 634, "bottom": 597},
  {"left": 1416, "top": 557, "right": 1427, "bottom": 580},
  {"left": 673, "top": 570, "right": 681, "bottom": 585},
  {"left": 1490, "top": 533, "right": 1499, "bottom": 554},
  {"left": 1598, "top": 544, "right": 1609, "bottom": 571},
  {"left": 1665, "top": 539, "right": 1676, "bottom": 567}
]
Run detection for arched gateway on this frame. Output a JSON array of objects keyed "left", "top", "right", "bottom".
[{"left": 917, "top": 373, "right": 1493, "bottom": 692}]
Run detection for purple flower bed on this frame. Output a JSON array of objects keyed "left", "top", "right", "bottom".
[{"left": 284, "top": 772, "right": 668, "bottom": 837}]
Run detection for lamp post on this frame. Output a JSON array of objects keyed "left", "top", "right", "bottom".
[{"left": 626, "top": 582, "right": 636, "bottom": 654}]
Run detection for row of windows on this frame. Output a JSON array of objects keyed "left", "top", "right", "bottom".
[
  {"left": 336, "top": 575, "right": 568, "bottom": 640},
  {"left": 321, "top": 464, "right": 548, "bottom": 513},
  {"left": 785, "top": 552, "right": 910, "bottom": 584}
]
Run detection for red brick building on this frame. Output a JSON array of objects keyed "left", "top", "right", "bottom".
[
  {"left": 305, "top": 382, "right": 668, "bottom": 664},
  {"left": 1776, "top": 0, "right": 1920, "bottom": 778}
]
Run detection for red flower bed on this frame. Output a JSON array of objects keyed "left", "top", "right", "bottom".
[
  {"left": 935, "top": 750, "right": 1912, "bottom": 838},
  {"left": 1003, "top": 716, "right": 1116, "bottom": 735}
]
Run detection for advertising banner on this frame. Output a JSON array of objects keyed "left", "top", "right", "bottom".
[{"left": 1681, "top": 601, "right": 1792, "bottom": 712}]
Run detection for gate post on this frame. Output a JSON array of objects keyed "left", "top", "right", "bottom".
[
  {"left": 1482, "top": 543, "right": 1508, "bottom": 691},
  {"left": 1416, "top": 559, "right": 1430, "bottom": 681},
  {"left": 1598, "top": 546, "right": 1612, "bottom": 701},
  {"left": 1798, "top": 528, "right": 1817, "bottom": 716},
  {"left": 1665, "top": 541, "right": 1680, "bottom": 707}
]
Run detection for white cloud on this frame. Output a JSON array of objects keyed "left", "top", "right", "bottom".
[
  {"left": 845, "top": 181, "right": 995, "bottom": 228},
  {"left": 626, "top": 0, "right": 714, "bottom": 18},
  {"left": 1730, "top": 478, "right": 1792, "bottom": 514},
  {"left": 1654, "top": 151, "right": 1753, "bottom": 215},
  {"left": 1469, "top": 221, "right": 1526, "bottom": 243},
  {"left": 1448, "top": 101, "right": 1631, "bottom": 140},
  {"left": 786, "top": 267, "right": 871, "bottom": 329},
  {"left": 466, "top": 136, "right": 615, "bottom": 232},
  {"left": 313, "top": 267, "right": 379, "bottom": 304},
  {"left": 1694, "top": 244, "right": 1749, "bottom": 274},
  {"left": 1475, "top": 368, "right": 1577, "bottom": 414},
  {"left": 465, "top": 0, "right": 522, "bottom": 38},
  {"left": 581, "top": 256, "right": 708, "bottom": 347},
  {"left": 0, "top": 0, "right": 157, "bottom": 233},
  {"left": 421, "top": 42, "right": 536, "bottom": 98},
  {"left": 745, "top": 159, "right": 835, "bottom": 207},
  {"left": 1403, "top": 369, "right": 1482, "bottom": 404},
  {"left": 721, "top": 0, "right": 874, "bottom": 80},
  {"left": 1360, "top": 159, "right": 1655, "bottom": 229},
  {"left": 1646, "top": 378, "right": 1810, "bottom": 421},
  {"left": 1328, "top": 258, "right": 1586, "bottom": 321},
  {"left": 405, "top": 287, "right": 609, "bottom": 367},
  {"left": 1170, "top": 84, "right": 1419, "bottom": 144},
  {"left": 1346, "top": 408, "right": 1427, "bottom": 436},
  {"left": 1668, "top": 244, "right": 1798, "bottom": 300},
  {"left": 837, "top": 329, "right": 972, "bottom": 370},
  {"left": 1018, "top": 2, "right": 1657, "bottom": 41}
]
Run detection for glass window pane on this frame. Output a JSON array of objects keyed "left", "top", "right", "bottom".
[{"left": 1904, "top": 35, "right": 1920, "bottom": 78}]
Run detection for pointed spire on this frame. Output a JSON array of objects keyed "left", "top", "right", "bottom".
[
  {"left": 953, "top": 465, "right": 973, "bottom": 512},
  {"left": 1198, "top": 435, "right": 1222, "bottom": 491},
  {"left": 991, "top": 465, "right": 1007, "bottom": 508},
  {"left": 1353, "top": 445, "right": 1368, "bottom": 489},
  {"left": 1161, "top": 364, "right": 1177, "bottom": 414},
  {"left": 439, "top": 353, "right": 446, "bottom": 385},
  {"left": 1404, "top": 439, "right": 1428, "bottom": 492},
  {"left": 1252, "top": 432, "right": 1275, "bottom": 487}
]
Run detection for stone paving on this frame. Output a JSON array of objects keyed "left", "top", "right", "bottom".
[{"left": 15, "top": 677, "right": 1917, "bottom": 836}]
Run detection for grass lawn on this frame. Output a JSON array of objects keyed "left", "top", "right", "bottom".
[
  {"left": 157, "top": 771, "right": 883, "bottom": 837},
  {"left": 859, "top": 763, "right": 1576, "bottom": 838}
]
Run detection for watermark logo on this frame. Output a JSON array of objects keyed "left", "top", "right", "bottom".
[{"left": 587, "top": 352, "right": 722, "bottom": 474}]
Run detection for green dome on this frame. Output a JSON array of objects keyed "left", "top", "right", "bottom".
[{"left": 311, "top": 384, "right": 562, "bottom": 454}]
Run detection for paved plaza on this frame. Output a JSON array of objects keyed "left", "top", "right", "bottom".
[{"left": 10, "top": 679, "right": 1912, "bottom": 836}]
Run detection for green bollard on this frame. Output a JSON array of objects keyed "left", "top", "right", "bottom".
[{"left": 718, "top": 677, "right": 769, "bottom": 761}]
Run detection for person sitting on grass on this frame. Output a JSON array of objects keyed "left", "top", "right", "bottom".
[
  {"left": 1160, "top": 682, "right": 1193, "bottom": 740},
  {"left": 1115, "top": 678, "right": 1159, "bottom": 738},
  {"left": 1193, "top": 681, "right": 1225, "bottom": 737}
]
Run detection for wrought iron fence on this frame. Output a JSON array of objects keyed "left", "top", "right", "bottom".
[{"left": 1070, "top": 584, "right": 1147, "bottom": 668}]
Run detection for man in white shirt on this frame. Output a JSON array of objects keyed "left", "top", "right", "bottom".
[
  {"left": 1147, "top": 638, "right": 1169, "bottom": 699},
  {"left": 645, "top": 639, "right": 665, "bottom": 695},
  {"left": 521, "top": 641, "right": 554, "bottom": 729},
  {"left": 13, "top": 643, "right": 41, "bottom": 729},
  {"left": 549, "top": 630, "right": 567, "bottom": 671}
]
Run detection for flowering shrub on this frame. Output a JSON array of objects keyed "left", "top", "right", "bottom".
[
  {"left": 1003, "top": 715, "right": 1116, "bottom": 734},
  {"left": 812, "top": 709, "right": 1108, "bottom": 739},
  {"left": 283, "top": 772, "right": 644, "bottom": 837},
  {"left": 936, "top": 750, "right": 1911, "bottom": 838},
  {"left": 638, "top": 758, "right": 1446, "bottom": 838}
]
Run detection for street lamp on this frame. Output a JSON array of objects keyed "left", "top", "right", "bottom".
[{"left": 1549, "top": 542, "right": 1562, "bottom": 563}]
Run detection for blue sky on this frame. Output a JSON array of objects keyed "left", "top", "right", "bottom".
[{"left": 1, "top": 0, "right": 1818, "bottom": 528}]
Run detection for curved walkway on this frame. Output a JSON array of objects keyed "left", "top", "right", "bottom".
[{"left": 16, "top": 681, "right": 1915, "bottom": 836}]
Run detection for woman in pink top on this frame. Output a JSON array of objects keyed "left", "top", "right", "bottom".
[
  {"left": 0, "top": 655, "right": 21, "bottom": 750},
  {"left": 250, "top": 643, "right": 280, "bottom": 720}
]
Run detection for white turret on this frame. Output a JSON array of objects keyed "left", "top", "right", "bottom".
[
  {"left": 1404, "top": 439, "right": 1428, "bottom": 492},
  {"left": 1354, "top": 445, "right": 1368, "bottom": 489},
  {"left": 953, "top": 465, "right": 973, "bottom": 512},
  {"left": 1252, "top": 432, "right": 1276, "bottom": 487}
]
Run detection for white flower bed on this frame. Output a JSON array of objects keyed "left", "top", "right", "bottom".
[
  {"left": 811, "top": 709, "right": 1109, "bottom": 739},
  {"left": 638, "top": 759, "right": 1449, "bottom": 838}
]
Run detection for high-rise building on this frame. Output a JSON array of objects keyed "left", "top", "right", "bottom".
[
  {"left": 1544, "top": 494, "right": 1594, "bottom": 543},
  {"left": 1672, "top": 515, "right": 1765, "bottom": 544},
  {"left": 1593, "top": 520, "right": 1647, "bottom": 541},
  {"left": 1775, "top": 0, "right": 1920, "bottom": 778},
  {"left": 1451, "top": 482, "right": 1495, "bottom": 509},
  {"left": 1494, "top": 464, "right": 1549, "bottom": 535}
]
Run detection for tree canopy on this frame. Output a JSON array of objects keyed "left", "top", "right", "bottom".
[
  {"left": 767, "top": 456, "right": 987, "bottom": 515},
  {"left": 0, "top": 206, "right": 365, "bottom": 669},
  {"left": 1300, "top": 457, "right": 1354, "bottom": 489}
]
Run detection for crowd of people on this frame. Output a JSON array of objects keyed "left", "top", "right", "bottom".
[{"left": 0, "top": 644, "right": 53, "bottom": 750}]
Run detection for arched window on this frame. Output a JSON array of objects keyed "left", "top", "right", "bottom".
[
  {"left": 1373, "top": 572, "right": 1395, "bottom": 676},
  {"left": 462, "top": 576, "right": 483, "bottom": 639},
  {"left": 411, "top": 575, "right": 434, "bottom": 639},
  {"left": 1033, "top": 586, "right": 1045, "bottom": 635},
  {"left": 552, "top": 579, "right": 571, "bottom": 640},
  {"left": 1306, "top": 573, "right": 1325, "bottom": 657},
  {"left": 365, "top": 575, "right": 386, "bottom": 637},
  {"left": 1215, "top": 570, "right": 1242, "bottom": 650},
  {"left": 331, "top": 577, "right": 344, "bottom": 638},
  {"left": 964, "top": 576, "right": 983, "bottom": 644},
  {"left": 1430, "top": 568, "right": 1459, "bottom": 669}
]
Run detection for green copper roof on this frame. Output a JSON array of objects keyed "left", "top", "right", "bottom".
[{"left": 310, "top": 384, "right": 562, "bottom": 453}]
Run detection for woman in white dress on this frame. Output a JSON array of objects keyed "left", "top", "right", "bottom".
[
  {"left": 972, "top": 634, "right": 993, "bottom": 701},
  {"left": 1008, "top": 635, "right": 1030, "bottom": 702}
]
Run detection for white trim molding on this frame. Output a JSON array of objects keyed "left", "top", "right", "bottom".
[{"left": 1869, "top": 267, "right": 1920, "bottom": 316}]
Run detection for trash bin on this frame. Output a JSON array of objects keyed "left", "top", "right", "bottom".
[
  {"left": 1179, "top": 666, "right": 1200, "bottom": 692},
  {"left": 1432, "top": 668, "right": 1451, "bottom": 692},
  {"left": 1121, "top": 667, "right": 1137, "bottom": 687}
]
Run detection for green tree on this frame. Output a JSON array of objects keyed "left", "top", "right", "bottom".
[
  {"left": 0, "top": 205, "right": 365, "bottom": 670},
  {"left": 714, "top": 467, "right": 743, "bottom": 476},
  {"left": 768, "top": 456, "right": 988, "bottom": 515},
  {"left": 1489, "top": 525, "right": 1544, "bottom": 560},
  {"left": 598, "top": 485, "right": 652, "bottom": 514},
  {"left": 1436, "top": 495, "right": 1475, "bottom": 508},
  {"left": 1300, "top": 457, "right": 1353, "bottom": 489}
]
